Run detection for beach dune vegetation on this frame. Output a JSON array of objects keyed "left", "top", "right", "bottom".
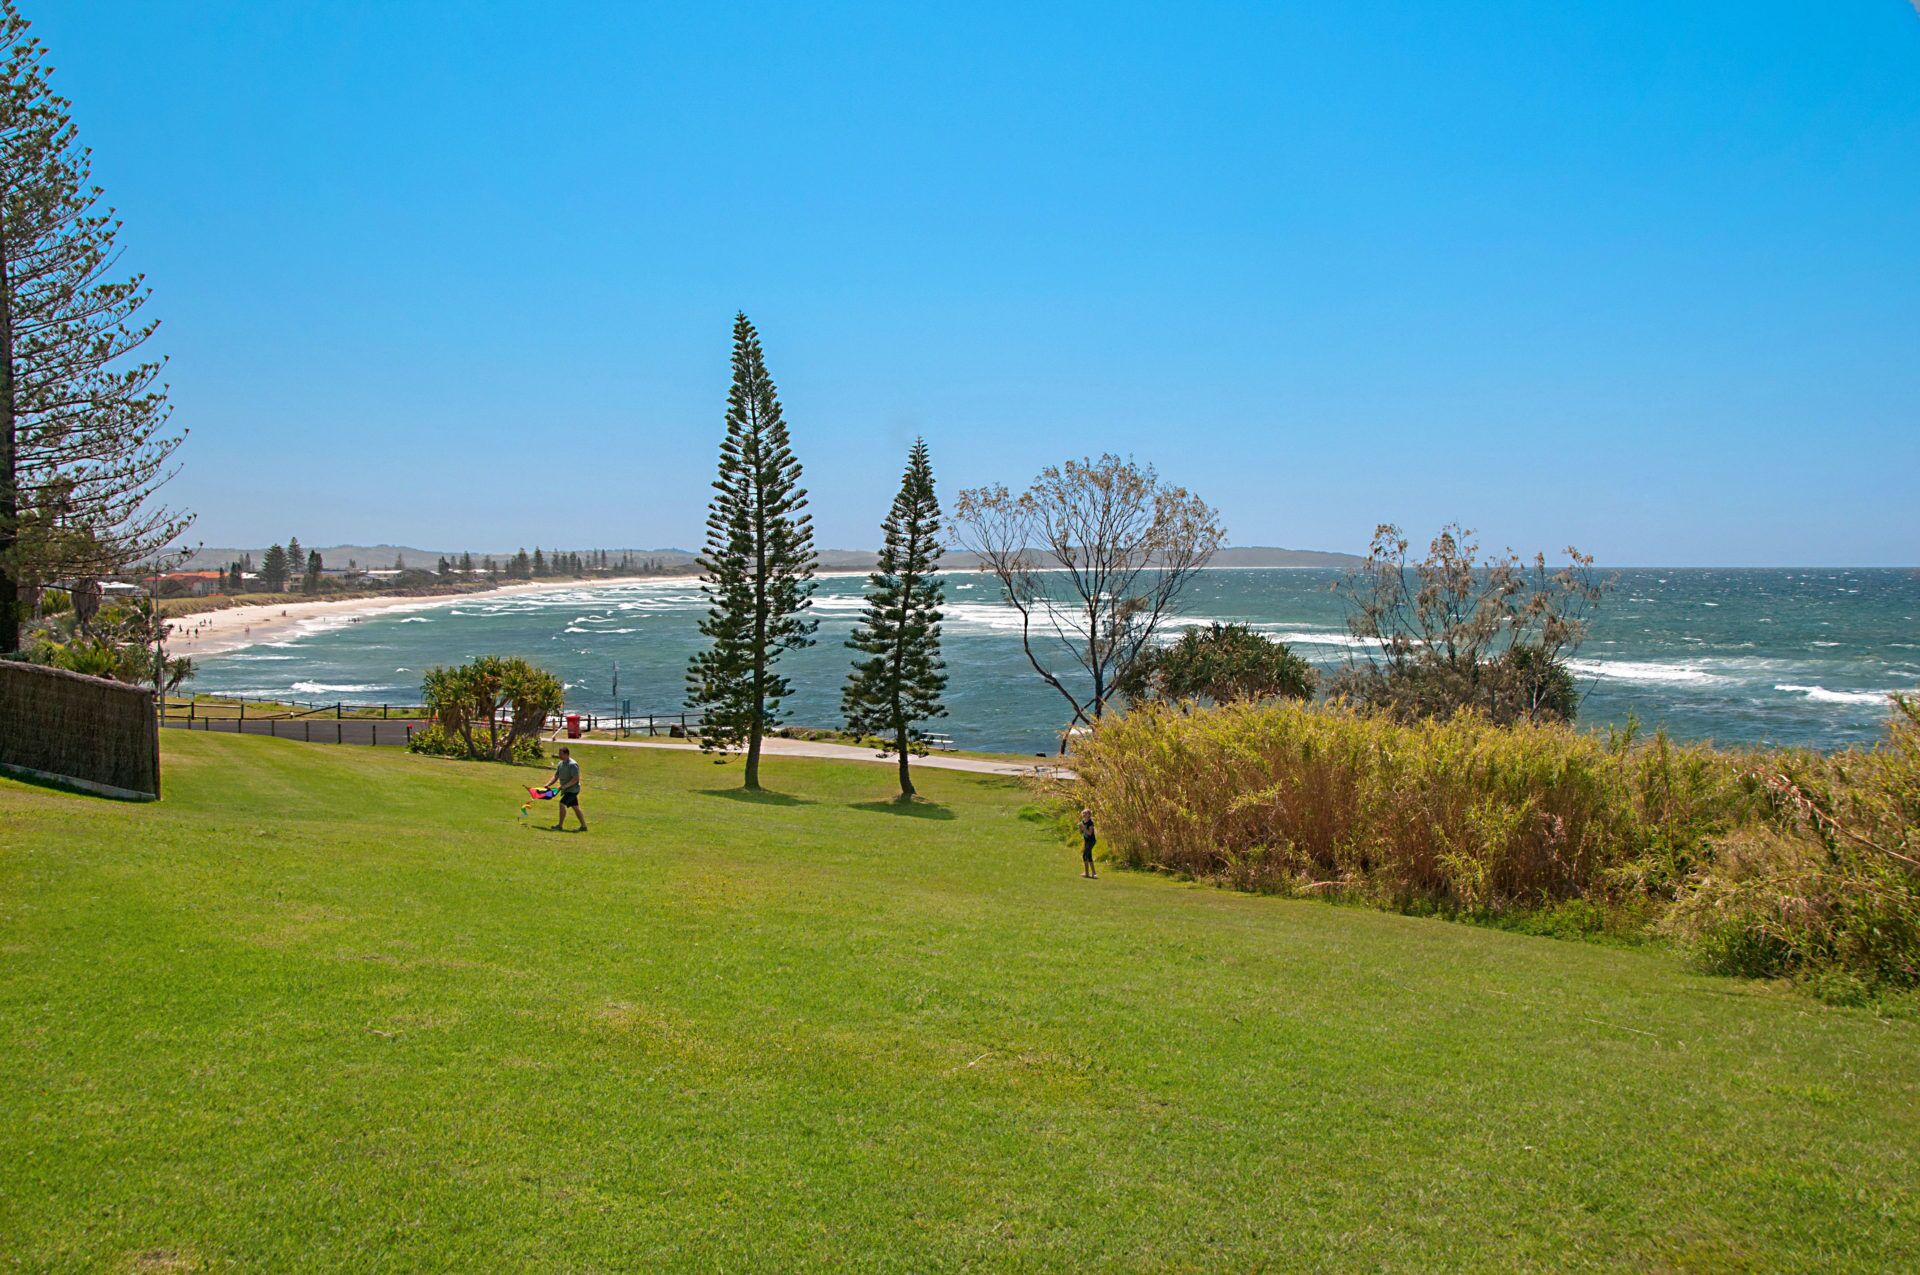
[
  {"left": 1118, "top": 621, "right": 1315, "bottom": 705},
  {"left": 1331, "top": 522, "right": 1608, "bottom": 726},
  {"left": 1070, "top": 694, "right": 1920, "bottom": 993}
]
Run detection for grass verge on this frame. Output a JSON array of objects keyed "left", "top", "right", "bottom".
[{"left": 1, "top": 732, "right": 1915, "bottom": 1269}]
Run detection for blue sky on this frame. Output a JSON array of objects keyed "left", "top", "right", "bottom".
[{"left": 36, "top": 1, "right": 1920, "bottom": 565}]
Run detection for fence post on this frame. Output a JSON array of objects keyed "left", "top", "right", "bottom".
[
  {"left": 337, "top": 702, "right": 343, "bottom": 719},
  {"left": 305, "top": 720, "right": 312, "bottom": 742}
]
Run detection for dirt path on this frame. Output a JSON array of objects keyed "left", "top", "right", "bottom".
[{"left": 570, "top": 735, "right": 1075, "bottom": 780}]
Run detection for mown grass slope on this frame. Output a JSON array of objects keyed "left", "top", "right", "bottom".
[{"left": 2, "top": 732, "right": 1916, "bottom": 1270}]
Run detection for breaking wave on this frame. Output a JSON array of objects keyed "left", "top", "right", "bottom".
[
  {"left": 1773, "top": 684, "right": 1897, "bottom": 707},
  {"left": 1566, "top": 659, "right": 1721, "bottom": 685}
]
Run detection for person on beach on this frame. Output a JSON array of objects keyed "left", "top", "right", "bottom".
[
  {"left": 1079, "top": 808, "right": 1097, "bottom": 878},
  {"left": 545, "top": 747, "right": 587, "bottom": 832}
]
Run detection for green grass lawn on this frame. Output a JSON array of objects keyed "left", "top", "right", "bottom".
[{"left": 2, "top": 733, "right": 1916, "bottom": 1271}]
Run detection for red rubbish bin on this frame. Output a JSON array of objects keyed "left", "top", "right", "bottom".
[{"left": 566, "top": 713, "right": 581, "bottom": 739}]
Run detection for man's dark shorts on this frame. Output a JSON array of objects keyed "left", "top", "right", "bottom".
[{"left": 559, "top": 790, "right": 580, "bottom": 808}]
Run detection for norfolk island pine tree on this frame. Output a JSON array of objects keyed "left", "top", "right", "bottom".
[
  {"left": 0, "top": 3, "right": 191, "bottom": 652},
  {"left": 685, "top": 313, "right": 817, "bottom": 790},
  {"left": 843, "top": 439, "right": 948, "bottom": 800}
]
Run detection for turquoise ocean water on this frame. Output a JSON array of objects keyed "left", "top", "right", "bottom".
[{"left": 191, "top": 569, "right": 1920, "bottom": 755}]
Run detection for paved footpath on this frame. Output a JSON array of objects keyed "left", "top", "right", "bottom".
[{"left": 570, "top": 735, "right": 1075, "bottom": 780}]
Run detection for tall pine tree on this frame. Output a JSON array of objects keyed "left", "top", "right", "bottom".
[
  {"left": 686, "top": 313, "right": 816, "bottom": 790},
  {"left": 0, "top": 3, "right": 190, "bottom": 650},
  {"left": 843, "top": 439, "right": 947, "bottom": 799},
  {"left": 260, "top": 542, "right": 289, "bottom": 591}
]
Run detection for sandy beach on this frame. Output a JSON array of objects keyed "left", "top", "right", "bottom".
[
  {"left": 167, "top": 575, "right": 684, "bottom": 657},
  {"left": 168, "top": 569, "right": 879, "bottom": 658}
]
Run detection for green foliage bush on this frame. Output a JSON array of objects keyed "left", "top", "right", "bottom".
[
  {"left": 407, "top": 721, "right": 545, "bottom": 765},
  {"left": 1119, "top": 622, "right": 1315, "bottom": 705},
  {"left": 411, "top": 656, "right": 563, "bottom": 763},
  {"left": 1660, "top": 699, "right": 1920, "bottom": 992},
  {"left": 1330, "top": 523, "right": 1610, "bottom": 726},
  {"left": 1069, "top": 696, "right": 1920, "bottom": 991},
  {"left": 25, "top": 597, "right": 190, "bottom": 690}
]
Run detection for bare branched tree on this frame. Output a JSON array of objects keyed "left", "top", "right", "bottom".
[
  {"left": 953, "top": 454, "right": 1223, "bottom": 743},
  {"left": 0, "top": 3, "right": 190, "bottom": 652},
  {"left": 1332, "top": 523, "right": 1612, "bottom": 724}
]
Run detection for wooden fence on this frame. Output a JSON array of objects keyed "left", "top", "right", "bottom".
[
  {"left": 1, "top": 660, "right": 160, "bottom": 799},
  {"left": 164, "top": 715, "right": 425, "bottom": 747},
  {"left": 157, "top": 698, "right": 709, "bottom": 749}
]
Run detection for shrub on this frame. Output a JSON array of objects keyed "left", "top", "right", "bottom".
[
  {"left": 413, "top": 656, "right": 563, "bottom": 763},
  {"left": 407, "top": 721, "right": 545, "bottom": 765},
  {"left": 1662, "top": 695, "right": 1920, "bottom": 991},
  {"left": 1663, "top": 827, "right": 1919, "bottom": 990},
  {"left": 1067, "top": 694, "right": 1920, "bottom": 991},
  {"left": 1070, "top": 698, "right": 1647, "bottom": 909},
  {"left": 1331, "top": 523, "right": 1612, "bottom": 725},
  {"left": 25, "top": 596, "right": 180, "bottom": 687},
  {"left": 1118, "top": 622, "right": 1315, "bottom": 705}
]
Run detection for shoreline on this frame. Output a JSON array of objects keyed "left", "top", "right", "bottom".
[
  {"left": 171, "top": 575, "right": 680, "bottom": 657},
  {"left": 173, "top": 570, "right": 876, "bottom": 658}
]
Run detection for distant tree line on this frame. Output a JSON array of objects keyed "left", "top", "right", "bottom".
[{"left": 205, "top": 542, "right": 679, "bottom": 595}]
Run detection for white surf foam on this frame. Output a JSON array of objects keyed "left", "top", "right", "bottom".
[
  {"left": 1566, "top": 659, "right": 1721, "bottom": 685},
  {"left": 1773, "top": 684, "right": 1896, "bottom": 707},
  {"left": 1257, "top": 628, "right": 1377, "bottom": 650}
]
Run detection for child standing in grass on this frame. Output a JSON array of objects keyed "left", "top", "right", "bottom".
[{"left": 1080, "top": 808, "right": 1097, "bottom": 878}]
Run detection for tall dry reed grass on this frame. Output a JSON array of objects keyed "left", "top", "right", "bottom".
[{"left": 1066, "top": 697, "right": 1920, "bottom": 991}]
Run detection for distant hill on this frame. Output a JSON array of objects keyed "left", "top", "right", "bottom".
[{"left": 1211, "top": 546, "right": 1363, "bottom": 569}]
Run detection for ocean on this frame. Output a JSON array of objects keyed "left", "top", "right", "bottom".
[{"left": 191, "top": 568, "right": 1920, "bottom": 755}]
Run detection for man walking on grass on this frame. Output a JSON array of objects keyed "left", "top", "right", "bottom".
[{"left": 547, "top": 747, "right": 587, "bottom": 832}]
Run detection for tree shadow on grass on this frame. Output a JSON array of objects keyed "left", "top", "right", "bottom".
[
  {"left": 851, "top": 798, "right": 956, "bottom": 820},
  {"left": 698, "top": 787, "right": 813, "bottom": 807}
]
